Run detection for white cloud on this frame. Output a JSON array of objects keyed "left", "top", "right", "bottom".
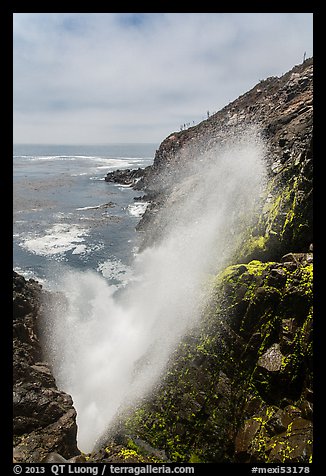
[{"left": 13, "top": 13, "right": 313, "bottom": 144}]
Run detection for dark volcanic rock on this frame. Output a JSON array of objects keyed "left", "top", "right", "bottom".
[
  {"left": 13, "top": 271, "right": 79, "bottom": 463},
  {"left": 257, "top": 343, "right": 283, "bottom": 372},
  {"left": 105, "top": 167, "right": 148, "bottom": 187}
]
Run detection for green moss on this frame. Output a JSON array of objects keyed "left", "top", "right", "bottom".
[
  {"left": 217, "top": 260, "right": 275, "bottom": 285},
  {"left": 126, "top": 438, "right": 141, "bottom": 452},
  {"left": 117, "top": 448, "right": 136, "bottom": 458},
  {"left": 189, "top": 453, "right": 203, "bottom": 463},
  {"left": 246, "top": 260, "right": 271, "bottom": 275},
  {"left": 170, "top": 451, "right": 185, "bottom": 461},
  {"left": 116, "top": 448, "right": 148, "bottom": 462},
  {"left": 299, "top": 264, "right": 313, "bottom": 294},
  {"left": 241, "top": 234, "right": 269, "bottom": 260},
  {"left": 214, "top": 264, "right": 245, "bottom": 285},
  {"left": 123, "top": 254, "right": 312, "bottom": 464},
  {"left": 281, "top": 179, "right": 298, "bottom": 238},
  {"left": 81, "top": 452, "right": 90, "bottom": 461}
]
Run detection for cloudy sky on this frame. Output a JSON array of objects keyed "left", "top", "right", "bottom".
[{"left": 13, "top": 13, "right": 313, "bottom": 145}]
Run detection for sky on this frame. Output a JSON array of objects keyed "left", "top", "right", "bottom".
[{"left": 13, "top": 13, "right": 313, "bottom": 145}]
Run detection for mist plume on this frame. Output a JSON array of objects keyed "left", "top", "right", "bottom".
[{"left": 43, "top": 126, "right": 268, "bottom": 452}]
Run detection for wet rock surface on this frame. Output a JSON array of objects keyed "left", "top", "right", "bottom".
[{"left": 105, "top": 167, "right": 149, "bottom": 187}]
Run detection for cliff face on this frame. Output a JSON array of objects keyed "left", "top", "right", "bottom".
[
  {"left": 115, "top": 59, "right": 313, "bottom": 463},
  {"left": 138, "top": 58, "right": 313, "bottom": 263}
]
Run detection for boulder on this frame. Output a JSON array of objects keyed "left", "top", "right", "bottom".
[{"left": 257, "top": 344, "right": 283, "bottom": 372}]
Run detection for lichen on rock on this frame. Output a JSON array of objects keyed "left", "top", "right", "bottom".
[{"left": 121, "top": 253, "right": 312, "bottom": 463}]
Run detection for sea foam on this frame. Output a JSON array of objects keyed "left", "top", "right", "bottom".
[{"left": 21, "top": 223, "right": 89, "bottom": 257}]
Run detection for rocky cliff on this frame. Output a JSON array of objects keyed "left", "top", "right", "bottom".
[
  {"left": 13, "top": 58, "right": 313, "bottom": 464},
  {"left": 137, "top": 58, "right": 313, "bottom": 264},
  {"left": 103, "top": 58, "right": 313, "bottom": 463},
  {"left": 13, "top": 272, "right": 80, "bottom": 463}
]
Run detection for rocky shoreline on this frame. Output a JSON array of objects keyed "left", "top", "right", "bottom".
[
  {"left": 13, "top": 58, "right": 313, "bottom": 463},
  {"left": 13, "top": 272, "right": 80, "bottom": 463},
  {"left": 105, "top": 167, "right": 148, "bottom": 187}
]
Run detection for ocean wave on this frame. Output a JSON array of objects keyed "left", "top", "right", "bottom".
[
  {"left": 76, "top": 202, "right": 115, "bottom": 211},
  {"left": 22, "top": 156, "right": 79, "bottom": 161},
  {"left": 20, "top": 223, "right": 89, "bottom": 257},
  {"left": 114, "top": 183, "right": 133, "bottom": 189},
  {"left": 54, "top": 212, "right": 75, "bottom": 219},
  {"left": 127, "top": 202, "right": 149, "bottom": 218}
]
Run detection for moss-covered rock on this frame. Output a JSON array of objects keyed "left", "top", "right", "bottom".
[
  {"left": 237, "top": 141, "right": 313, "bottom": 264},
  {"left": 119, "top": 254, "right": 312, "bottom": 463}
]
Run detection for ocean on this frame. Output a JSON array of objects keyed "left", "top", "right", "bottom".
[{"left": 13, "top": 143, "right": 157, "bottom": 289}]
